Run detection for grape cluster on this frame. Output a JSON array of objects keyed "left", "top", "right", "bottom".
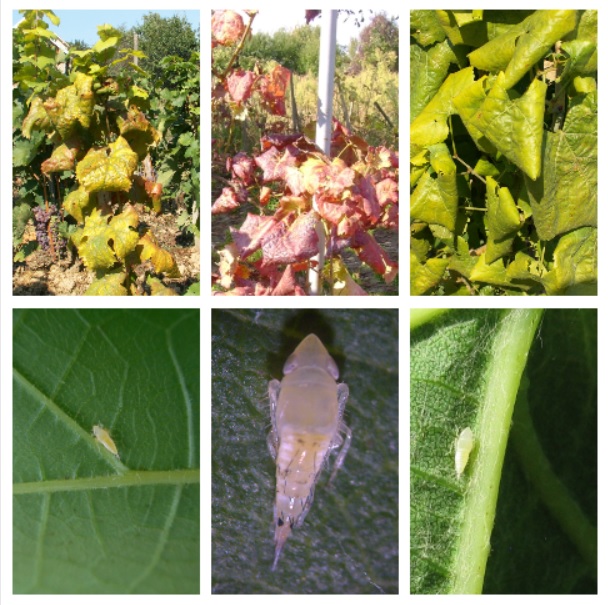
[{"left": 32, "top": 204, "right": 65, "bottom": 255}]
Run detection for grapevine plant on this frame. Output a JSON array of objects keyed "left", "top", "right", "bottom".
[
  {"left": 13, "top": 10, "right": 181, "bottom": 295},
  {"left": 144, "top": 52, "right": 201, "bottom": 242},
  {"left": 211, "top": 10, "right": 399, "bottom": 295},
  {"left": 410, "top": 10, "right": 597, "bottom": 295}
]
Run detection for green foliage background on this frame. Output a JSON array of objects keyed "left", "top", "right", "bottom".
[
  {"left": 134, "top": 13, "right": 199, "bottom": 86},
  {"left": 410, "top": 10, "right": 597, "bottom": 295},
  {"left": 212, "top": 309, "right": 398, "bottom": 593},
  {"left": 13, "top": 309, "right": 200, "bottom": 593}
]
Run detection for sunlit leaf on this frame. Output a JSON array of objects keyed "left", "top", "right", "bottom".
[
  {"left": 41, "top": 140, "right": 81, "bottom": 174},
  {"left": 410, "top": 253, "right": 449, "bottom": 295},
  {"left": 467, "top": 73, "right": 546, "bottom": 180},
  {"left": 63, "top": 187, "right": 93, "bottom": 223},
  {"left": 541, "top": 227, "right": 597, "bottom": 295},
  {"left": 76, "top": 136, "right": 139, "bottom": 193},
  {"left": 211, "top": 10, "right": 245, "bottom": 46},
  {"left": 76, "top": 208, "right": 121, "bottom": 271},
  {"left": 484, "top": 176, "right": 521, "bottom": 263},
  {"left": 147, "top": 276, "right": 178, "bottom": 296},
  {"left": 410, "top": 144, "right": 458, "bottom": 231},
  {"left": 411, "top": 67, "right": 475, "bottom": 153},
  {"left": 43, "top": 73, "right": 94, "bottom": 139},
  {"left": 85, "top": 272, "right": 128, "bottom": 296},
  {"left": 525, "top": 92, "right": 597, "bottom": 240},
  {"left": 139, "top": 232, "right": 181, "bottom": 278},
  {"left": 117, "top": 107, "right": 161, "bottom": 160},
  {"left": 260, "top": 212, "right": 319, "bottom": 265},
  {"left": 21, "top": 97, "right": 51, "bottom": 139},
  {"left": 410, "top": 39, "right": 458, "bottom": 122},
  {"left": 468, "top": 10, "right": 578, "bottom": 88}
]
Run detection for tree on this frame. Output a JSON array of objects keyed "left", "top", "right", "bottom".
[
  {"left": 242, "top": 26, "right": 322, "bottom": 75},
  {"left": 134, "top": 12, "right": 199, "bottom": 85},
  {"left": 349, "top": 13, "right": 398, "bottom": 74}
]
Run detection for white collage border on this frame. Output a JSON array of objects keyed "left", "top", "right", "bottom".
[{"left": 0, "top": 0, "right": 604, "bottom": 601}]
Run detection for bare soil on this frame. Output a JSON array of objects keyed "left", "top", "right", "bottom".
[{"left": 13, "top": 205, "right": 199, "bottom": 296}]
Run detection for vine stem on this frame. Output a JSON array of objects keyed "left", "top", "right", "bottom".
[
  {"left": 448, "top": 114, "right": 487, "bottom": 184},
  {"left": 219, "top": 11, "right": 257, "bottom": 81},
  {"left": 452, "top": 154, "right": 487, "bottom": 185}
]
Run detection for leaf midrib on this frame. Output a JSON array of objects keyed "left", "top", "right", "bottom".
[{"left": 14, "top": 469, "right": 200, "bottom": 495}]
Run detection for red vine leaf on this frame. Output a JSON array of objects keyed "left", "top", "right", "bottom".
[
  {"left": 300, "top": 156, "right": 355, "bottom": 198},
  {"left": 376, "top": 177, "right": 399, "bottom": 207},
  {"left": 227, "top": 151, "right": 256, "bottom": 185},
  {"left": 351, "top": 229, "right": 398, "bottom": 283},
  {"left": 211, "top": 10, "right": 246, "bottom": 47},
  {"left": 261, "top": 212, "right": 319, "bottom": 265},
  {"left": 212, "top": 187, "right": 241, "bottom": 214},
  {"left": 271, "top": 265, "right": 300, "bottom": 295},
  {"left": 230, "top": 213, "right": 279, "bottom": 258},
  {"left": 226, "top": 69, "right": 256, "bottom": 104},
  {"left": 305, "top": 10, "right": 322, "bottom": 24},
  {"left": 255, "top": 146, "right": 300, "bottom": 182},
  {"left": 257, "top": 65, "right": 291, "bottom": 116}
]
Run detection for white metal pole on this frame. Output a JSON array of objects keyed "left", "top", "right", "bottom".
[{"left": 309, "top": 10, "right": 338, "bottom": 295}]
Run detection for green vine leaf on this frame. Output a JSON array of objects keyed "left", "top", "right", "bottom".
[
  {"left": 541, "top": 227, "right": 597, "bottom": 295},
  {"left": 468, "top": 10, "right": 578, "bottom": 88},
  {"left": 467, "top": 74, "right": 546, "bottom": 180},
  {"left": 13, "top": 309, "right": 200, "bottom": 593},
  {"left": 410, "top": 39, "right": 456, "bottom": 122},
  {"left": 411, "top": 309, "right": 597, "bottom": 594},
  {"left": 410, "top": 143, "right": 458, "bottom": 231},
  {"left": 410, "top": 67, "right": 475, "bottom": 153},
  {"left": 484, "top": 176, "right": 521, "bottom": 263},
  {"left": 525, "top": 92, "right": 597, "bottom": 240}
]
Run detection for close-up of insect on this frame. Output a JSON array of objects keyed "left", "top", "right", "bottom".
[
  {"left": 92, "top": 424, "right": 120, "bottom": 459},
  {"left": 267, "top": 333, "right": 351, "bottom": 570},
  {"left": 455, "top": 427, "right": 475, "bottom": 479}
]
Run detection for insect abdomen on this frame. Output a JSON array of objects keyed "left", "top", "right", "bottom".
[{"left": 455, "top": 427, "right": 474, "bottom": 478}]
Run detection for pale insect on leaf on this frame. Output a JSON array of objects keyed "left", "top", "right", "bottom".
[
  {"left": 455, "top": 427, "right": 474, "bottom": 479},
  {"left": 92, "top": 424, "right": 120, "bottom": 459}
]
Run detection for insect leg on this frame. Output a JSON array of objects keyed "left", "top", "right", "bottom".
[
  {"left": 267, "top": 379, "right": 281, "bottom": 459},
  {"left": 336, "top": 382, "right": 349, "bottom": 421},
  {"left": 329, "top": 422, "right": 352, "bottom": 484}
]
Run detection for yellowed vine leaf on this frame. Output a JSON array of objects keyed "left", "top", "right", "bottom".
[
  {"left": 76, "top": 136, "right": 138, "bottom": 193},
  {"left": 139, "top": 232, "right": 181, "bottom": 278}
]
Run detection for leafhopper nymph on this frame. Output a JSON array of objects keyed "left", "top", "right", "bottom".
[
  {"left": 455, "top": 427, "right": 474, "bottom": 478},
  {"left": 92, "top": 424, "right": 120, "bottom": 459},
  {"left": 268, "top": 334, "right": 351, "bottom": 570}
]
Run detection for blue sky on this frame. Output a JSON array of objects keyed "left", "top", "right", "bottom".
[{"left": 13, "top": 10, "right": 199, "bottom": 46}]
